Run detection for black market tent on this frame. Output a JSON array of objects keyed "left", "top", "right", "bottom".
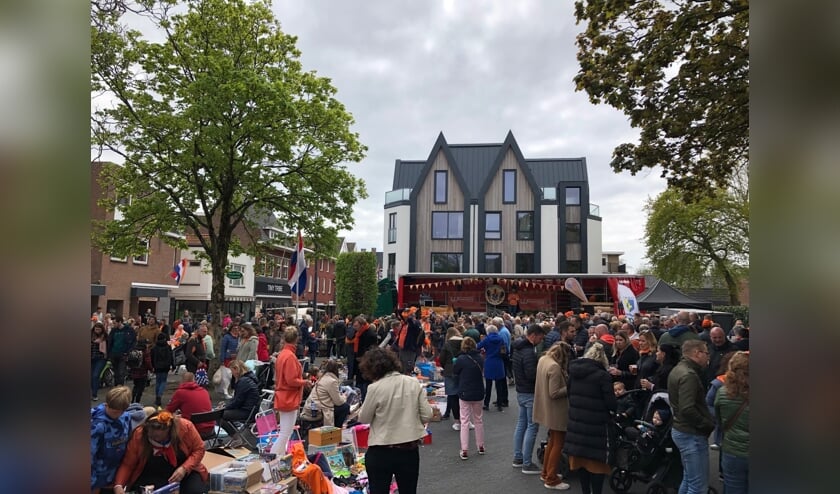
[{"left": 637, "top": 279, "right": 713, "bottom": 311}]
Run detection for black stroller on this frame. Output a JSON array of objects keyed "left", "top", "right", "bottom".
[{"left": 608, "top": 391, "right": 718, "bottom": 494}]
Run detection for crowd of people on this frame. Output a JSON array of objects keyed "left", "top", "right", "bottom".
[{"left": 91, "top": 306, "right": 749, "bottom": 494}]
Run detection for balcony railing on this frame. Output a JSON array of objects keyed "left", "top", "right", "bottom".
[
  {"left": 385, "top": 188, "right": 411, "bottom": 205},
  {"left": 590, "top": 203, "right": 600, "bottom": 217}
]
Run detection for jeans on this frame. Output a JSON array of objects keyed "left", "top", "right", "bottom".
[
  {"left": 459, "top": 400, "right": 485, "bottom": 452},
  {"left": 155, "top": 371, "right": 168, "bottom": 398},
  {"left": 365, "top": 445, "right": 419, "bottom": 494},
  {"left": 270, "top": 409, "right": 299, "bottom": 455},
  {"left": 512, "top": 392, "right": 539, "bottom": 466},
  {"left": 91, "top": 359, "right": 106, "bottom": 397},
  {"left": 671, "top": 428, "right": 710, "bottom": 494},
  {"left": 721, "top": 452, "right": 749, "bottom": 494},
  {"left": 334, "top": 401, "right": 351, "bottom": 427},
  {"left": 111, "top": 355, "right": 128, "bottom": 385}
]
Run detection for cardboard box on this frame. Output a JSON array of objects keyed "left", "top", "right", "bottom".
[
  {"left": 204, "top": 452, "right": 264, "bottom": 494},
  {"left": 308, "top": 426, "right": 341, "bottom": 446},
  {"left": 207, "top": 446, "right": 255, "bottom": 460}
]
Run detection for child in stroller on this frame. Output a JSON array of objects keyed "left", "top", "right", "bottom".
[{"left": 609, "top": 391, "right": 719, "bottom": 494}]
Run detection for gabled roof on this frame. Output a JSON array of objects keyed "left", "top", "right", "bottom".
[
  {"left": 391, "top": 133, "right": 588, "bottom": 197},
  {"left": 637, "top": 278, "right": 713, "bottom": 310},
  {"left": 526, "top": 158, "right": 588, "bottom": 187}
]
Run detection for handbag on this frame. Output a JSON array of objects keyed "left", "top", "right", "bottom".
[
  {"left": 212, "top": 366, "right": 224, "bottom": 386},
  {"left": 194, "top": 363, "right": 209, "bottom": 387}
]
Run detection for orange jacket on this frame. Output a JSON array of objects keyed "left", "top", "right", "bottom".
[
  {"left": 274, "top": 344, "right": 306, "bottom": 412},
  {"left": 114, "top": 418, "right": 208, "bottom": 488}
]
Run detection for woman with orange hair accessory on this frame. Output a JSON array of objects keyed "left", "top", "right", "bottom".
[{"left": 111, "top": 410, "right": 209, "bottom": 494}]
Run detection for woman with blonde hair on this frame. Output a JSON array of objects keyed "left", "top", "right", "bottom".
[
  {"left": 563, "top": 342, "right": 616, "bottom": 494},
  {"left": 270, "top": 327, "right": 306, "bottom": 455},
  {"left": 714, "top": 351, "right": 750, "bottom": 494},
  {"left": 533, "top": 341, "right": 571, "bottom": 490},
  {"left": 635, "top": 329, "right": 659, "bottom": 389}
]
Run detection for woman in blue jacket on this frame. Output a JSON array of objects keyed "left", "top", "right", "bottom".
[{"left": 477, "top": 324, "right": 507, "bottom": 411}]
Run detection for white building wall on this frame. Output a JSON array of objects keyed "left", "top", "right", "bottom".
[
  {"left": 587, "top": 217, "right": 603, "bottom": 274},
  {"left": 383, "top": 205, "right": 411, "bottom": 280},
  {"left": 170, "top": 248, "right": 256, "bottom": 299},
  {"left": 540, "top": 204, "right": 559, "bottom": 273}
]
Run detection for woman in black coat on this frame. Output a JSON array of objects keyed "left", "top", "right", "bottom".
[
  {"left": 563, "top": 342, "right": 617, "bottom": 494},
  {"left": 608, "top": 331, "right": 639, "bottom": 390},
  {"left": 640, "top": 343, "right": 680, "bottom": 392}
]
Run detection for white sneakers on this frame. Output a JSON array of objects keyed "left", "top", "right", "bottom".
[
  {"left": 452, "top": 422, "right": 476, "bottom": 431},
  {"left": 544, "top": 482, "right": 570, "bottom": 490}
]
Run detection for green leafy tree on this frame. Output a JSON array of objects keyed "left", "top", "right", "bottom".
[
  {"left": 574, "top": 0, "right": 749, "bottom": 193},
  {"left": 91, "top": 0, "right": 367, "bottom": 335},
  {"left": 335, "top": 252, "right": 378, "bottom": 317},
  {"left": 644, "top": 188, "right": 748, "bottom": 304}
]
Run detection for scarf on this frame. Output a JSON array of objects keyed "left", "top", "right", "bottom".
[
  {"left": 149, "top": 437, "right": 177, "bottom": 467},
  {"left": 352, "top": 323, "right": 369, "bottom": 353}
]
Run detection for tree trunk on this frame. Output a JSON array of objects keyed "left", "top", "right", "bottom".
[
  {"left": 721, "top": 267, "right": 741, "bottom": 306},
  {"left": 209, "top": 250, "right": 228, "bottom": 345}
]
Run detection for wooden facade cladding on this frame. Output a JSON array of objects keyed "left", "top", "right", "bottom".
[
  {"left": 415, "top": 150, "right": 465, "bottom": 271},
  {"left": 483, "top": 149, "right": 535, "bottom": 271}
]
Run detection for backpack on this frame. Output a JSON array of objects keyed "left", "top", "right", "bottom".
[{"left": 126, "top": 348, "right": 144, "bottom": 369}]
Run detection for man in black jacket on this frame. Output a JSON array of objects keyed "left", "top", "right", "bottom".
[{"left": 510, "top": 324, "right": 546, "bottom": 474}]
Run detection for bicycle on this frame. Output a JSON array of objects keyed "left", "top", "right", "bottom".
[{"left": 99, "top": 360, "right": 115, "bottom": 388}]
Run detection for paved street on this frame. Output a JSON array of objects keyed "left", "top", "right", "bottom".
[{"left": 92, "top": 366, "right": 724, "bottom": 493}]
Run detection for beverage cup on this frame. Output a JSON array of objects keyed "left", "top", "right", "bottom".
[{"left": 629, "top": 364, "right": 638, "bottom": 375}]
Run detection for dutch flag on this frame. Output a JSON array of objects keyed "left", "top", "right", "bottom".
[
  {"left": 288, "top": 231, "right": 307, "bottom": 296},
  {"left": 170, "top": 258, "right": 187, "bottom": 286}
]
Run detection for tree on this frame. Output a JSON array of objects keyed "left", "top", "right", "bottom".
[
  {"left": 573, "top": 0, "right": 749, "bottom": 193},
  {"left": 91, "top": 0, "right": 367, "bottom": 337},
  {"left": 335, "top": 252, "right": 378, "bottom": 317},
  {"left": 644, "top": 188, "right": 748, "bottom": 304}
]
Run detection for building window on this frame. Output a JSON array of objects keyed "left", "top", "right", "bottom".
[
  {"left": 432, "top": 212, "right": 463, "bottom": 240},
  {"left": 132, "top": 239, "right": 149, "bottom": 265},
  {"left": 388, "top": 253, "right": 396, "bottom": 279},
  {"left": 189, "top": 260, "right": 201, "bottom": 267},
  {"left": 434, "top": 171, "right": 448, "bottom": 204},
  {"left": 388, "top": 212, "right": 397, "bottom": 244},
  {"left": 566, "top": 187, "right": 581, "bottom": 205},
  {"left": 566, "top": 223, "right": 581, "bottom": 243},
  {"left": 110, "top": 255, "right": 127, "bottom": 263},
  {"left": 229, "top": 263, "right": 245, "bottom": 287},
  {"left": 566, "top": 243, "right": 582, "bottom": 261},
  {"left": 503, "top": 170, "right": 516, "bottom": 203},
  {"left": 566, "top": 261, "right": 583, "bottom": 273},
  {"left": 516, "top": 211, "right": 534, "bottom": 240},
  {"left": 515, "top": 253, "right": 534, "bottom": 273},
  {"left": 113, "top": 194, "right": 131, "bottom": 221},
  {"left": 308, "top": 275, "right": 313, "bottom": 292},
  {"left": 485, "top": 253, "right": 502, "bottom": 273},
  {"left": 431, "top": 253, "right": 462, "bottom": 273},
  {"left": 279, "top": 257, "right": 289, "bottom": 279},
  {"left": 485, "top": 212, "right": 501, "bottom": 240},
  {"left": 602, "top": 257, "right": 607, "bottom": 266}
]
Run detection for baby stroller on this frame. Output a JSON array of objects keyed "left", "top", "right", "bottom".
[{"left": 608, "top": 391, "right": 718, "bottom": 494}]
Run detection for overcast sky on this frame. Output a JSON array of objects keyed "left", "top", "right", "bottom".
[{"left": 272, "top": 0, "right": 667, "bottom": 272}]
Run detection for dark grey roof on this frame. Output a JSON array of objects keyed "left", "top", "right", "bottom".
[
  {"left": 392, "top": 160, "right": 425, "bottom": 190},
  {"left": 525, "top": 159, "right": 588, "bottom": 187},
  {"left": 391, "top": 136, "right": 587, "bottom": 196},
  {"left": 638, "top": 278, "right": 713, "bottom": 310},
  {"left": 448, "top": 144, "right": 503, "bottom": 198}
]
